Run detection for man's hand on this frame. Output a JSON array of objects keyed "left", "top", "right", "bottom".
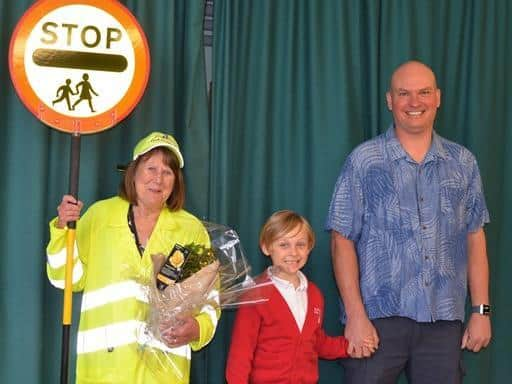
[
  {"left": 461, "top": 313, "right": 491, "bottom": 352},
  {"left": 345, "top": 313, "right": 379, "bottom": 358}
]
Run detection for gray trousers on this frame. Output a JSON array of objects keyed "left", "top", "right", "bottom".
[{"left": 341, "top": 316, "right": 464, "bottom": 384}]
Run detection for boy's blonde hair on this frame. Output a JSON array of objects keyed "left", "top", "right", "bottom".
[{"left": 259, "top": 210, "right": 316, "bottom": 249}]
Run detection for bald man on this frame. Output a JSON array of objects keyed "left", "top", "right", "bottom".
[{"left": 326, "top": 61, "right": 491, "bottom": 384}]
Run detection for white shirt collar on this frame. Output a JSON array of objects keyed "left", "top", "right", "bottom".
[{"left": 267, "top": 266, "right": 308, "bottom": 292}]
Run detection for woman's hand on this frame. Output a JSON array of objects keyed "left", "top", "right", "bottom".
[
  {"left": 56, "top": 195, "right": 83, "bottom": 228},
  {"left": 160, "top": 316, "right": 200, "bottom": 348}
]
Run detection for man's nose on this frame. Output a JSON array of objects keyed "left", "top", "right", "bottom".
[{"left": 409, "top": 92, "right": 420, "bottom": 105}]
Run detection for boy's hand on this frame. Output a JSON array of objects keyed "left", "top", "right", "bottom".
[
  {"left": 362, "top": 336, "right": 378, "bottom": 353},
  {"left": 347, "top": 336, "right": 378, "bottom": 358}
]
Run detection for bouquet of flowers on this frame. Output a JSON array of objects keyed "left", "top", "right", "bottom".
[{"left": 137, "top": 221, "right": 271, "bottom": 380}]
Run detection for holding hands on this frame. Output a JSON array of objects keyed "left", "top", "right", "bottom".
[{"left": 345, "top": 313, "right": 379, "bottom": 358}]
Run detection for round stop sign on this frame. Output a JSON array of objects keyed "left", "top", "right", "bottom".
[{"left": 9, "top": 0, "right": 150, "bottom": 134}]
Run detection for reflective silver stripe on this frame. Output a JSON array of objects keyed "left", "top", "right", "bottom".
[
  {"left": 77, "top": 320, "right": 139, "bottom": 354},
  {"left": 48, "top": 261, "right": 84, "bottom": 288},
  {"left": 202, "top": 289, "right": 220, "bottom": 327},
  {"left": 47, "top": 243, "right": 79, "bottom": 268},
  {"left": 201, "top": 303, "right": 219, "bottom": 328},
  {"left": 81, "top": 280, "right": 148, "bottom": 312},
  {"left": 77, "top": 320, "right": 190, "bottom": 358}
]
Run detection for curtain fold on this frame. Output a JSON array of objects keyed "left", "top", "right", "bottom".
[{"left": 211, "top": 1, "right": 511, "bottom": 383}]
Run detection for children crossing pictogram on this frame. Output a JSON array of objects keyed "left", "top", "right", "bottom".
[
  {"left": 71, "top": 73, "right": 99, "bottom": 112},
  {"left": 52, "top": 78, "right": 76, "bottom": 110}
]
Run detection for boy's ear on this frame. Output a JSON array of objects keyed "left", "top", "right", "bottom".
[{"left": 260, "top": 243, "right": 271, "bottom": 256}]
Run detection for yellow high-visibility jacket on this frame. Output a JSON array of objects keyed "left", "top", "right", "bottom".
[{"left": 47, "top": 196, "right": 220, "bottom": 384}]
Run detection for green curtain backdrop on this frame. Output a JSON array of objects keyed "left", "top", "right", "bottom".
[
  {"left": 0, "top": 0, "right": 210, "bottom": 383},
  {"left": 211, "top": 1, "right": 511, "bottom": 383},
  {"left": 1, "top": 1, "right": 511, "bottom": 383}
]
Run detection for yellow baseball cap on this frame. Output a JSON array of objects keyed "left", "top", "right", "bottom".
[{"left": 132, "top": 131, "right": 184, "bottom": 168}]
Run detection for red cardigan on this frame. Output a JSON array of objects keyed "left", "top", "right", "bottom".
[{"left": 226, "top": 279, "right": 348, "bottom": 383}]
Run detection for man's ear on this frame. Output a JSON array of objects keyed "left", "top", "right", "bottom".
[{"left": 386, "top": 91, "right": 393, "bottom": 111}]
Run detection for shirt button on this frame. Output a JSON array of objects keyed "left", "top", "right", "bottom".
[
  {"left": 422, "top": 225, "right": 427, "bottom": 230},
  {"left": 425, "top": 281, "right": 430, "bottom": 287},
  {"left": 419, "top": 197, "right": 424, "bottom": 202},
  {"left": 425, "top": 256, "right": 429, "bottom": 260}
]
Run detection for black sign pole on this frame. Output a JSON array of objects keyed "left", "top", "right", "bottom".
[{"left": 60, "top": 132, "right": 81, "bottom": 384}]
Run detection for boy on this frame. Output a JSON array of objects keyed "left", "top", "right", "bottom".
[{"left": 226, "top": 210, "right": 367, "bottom": 383}]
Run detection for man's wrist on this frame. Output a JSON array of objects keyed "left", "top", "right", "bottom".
[
  {"left": 344, "top": 305, "right": 368, "bottom": 320},
  {"left": 471, "top": 304, "right": 491, "bottom": 316}
]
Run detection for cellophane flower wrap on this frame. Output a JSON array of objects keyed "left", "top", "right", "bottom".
[{"left": 138, "top": 221, "right": 271, "bottom": 380}]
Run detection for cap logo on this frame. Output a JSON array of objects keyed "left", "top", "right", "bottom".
[{"left": 132, "top": 131, "right": 184, "bottom": 168}]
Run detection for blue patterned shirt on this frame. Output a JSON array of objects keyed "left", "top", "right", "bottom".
[{"left": 326, "top": 126, "right": 489, "bottom": 322}]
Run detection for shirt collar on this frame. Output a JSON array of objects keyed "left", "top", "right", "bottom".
[
  {"left": 267, "top": 266, "right": 308, "bottom": 292},
  {"left": 384, "top": 124, "right": 448, "bottom": 163}
]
